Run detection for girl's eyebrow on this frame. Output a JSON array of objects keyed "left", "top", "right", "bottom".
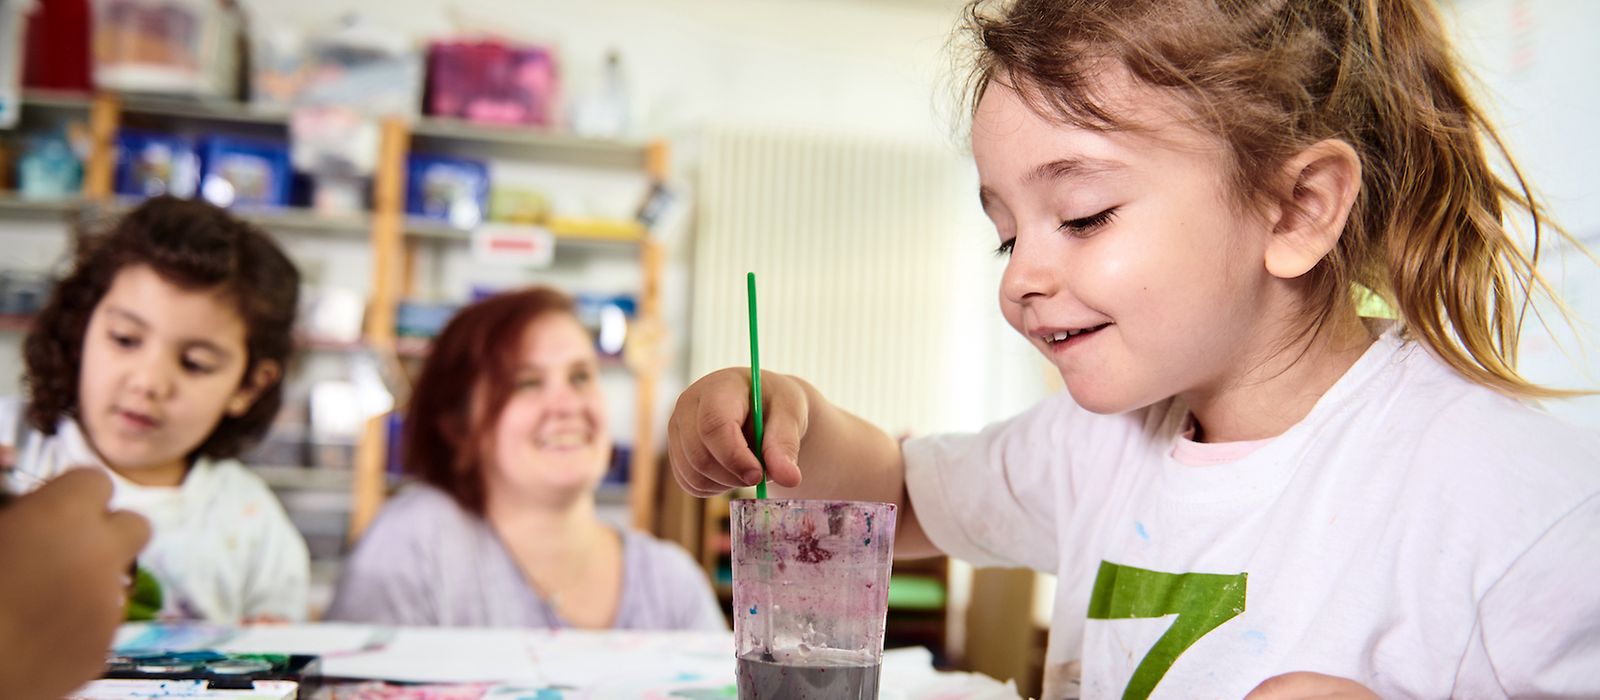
[
  {"left": 978, "top": 156, "right": 1126, "bottom": 211},
  {"left": 1024, "top": 156, "right": 1124, "bottom": 184},
  {"left": 105, "top": 306, "right": 149, "bottom": 328}
]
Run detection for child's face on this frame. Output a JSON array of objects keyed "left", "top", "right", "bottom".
[
  {"left": 973, "top": 73, "right": 1287, "bottom": 414},
  {"left": 78, "top": 265, "right": 271, "bottom": 475},
  {"left": 484, "top": 313, "right": 611, "bottom": 504}
]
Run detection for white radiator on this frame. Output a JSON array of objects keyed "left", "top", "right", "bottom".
[{"left": 691, "top": 125, "right": 996, "bottom": 436}]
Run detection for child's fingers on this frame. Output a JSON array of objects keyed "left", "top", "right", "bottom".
[
  {"left": 668, "top": 431, "right": 741, "bottom": 496},
  {"left": 673, "top": 412, "right": 753, "bottom": 491},
  {"left": 761, "top": 418, "right": 806, "bottom": 489},
  {"left": 692, "top": 388, "right": 765, "bottom": 484},
  {"left": 105, "top": 509, "right": 152, "bottom": 560},
  {"left": 667, "top": 396, "right": 753, "bottom": 496},
  {"left": 35, "top": 468, "right": 114, "bottom": 513},
  {"left": 665, "top": 417, "right": 707, "bottom": 496},
  {"left": 1244, "top": 672, "right": 1379, "bottom": 700},
  {"left": 35, "top": 469, "right": 151, "bottom": 558},
  {"left": 758, "top": 380, "right": 806, "bottom": 489},
  {"left": 674, "top": 464, "right": 729, "bottom": 497},
  {"left": 0, "top": 444, "right": 14, "bottom": 469}
]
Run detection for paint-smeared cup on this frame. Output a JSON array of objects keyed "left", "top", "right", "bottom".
[{"left": 731, "top": 499, "right": 897, "bottom": 699}]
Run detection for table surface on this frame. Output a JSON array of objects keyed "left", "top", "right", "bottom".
[{"left": 109, "top": 623, "right": 1020, "bottom": 699}]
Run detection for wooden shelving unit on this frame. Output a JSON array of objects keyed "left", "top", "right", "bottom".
[
  {"left": 0, "top": 192, "right": 87, "bottom": 218},
  {"left": 2, "top": 90, "right": 673, "bottom": 542}
]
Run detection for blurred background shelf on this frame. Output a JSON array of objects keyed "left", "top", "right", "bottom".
[
  {"left": 22, "top": 90, "right": 655, "bottom": 167},
  {"left": 251, "top": 464, "right": 356, "bottom": 492},
  {"left": 0, "top": 192, "right": 85, "bottom": 218},
  {"left": 2, "top": 87, "right": 671, "bottom": 560},
  {"left": 410, "top": 115, "right": 651, "bottom": 170},
  {"left": 405, "top": 216, "right": 645, "bottom": 245}
]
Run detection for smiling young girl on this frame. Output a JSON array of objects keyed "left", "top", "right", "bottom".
[
  {"left": 3, "top": 196, "right": 309, "bottom": 623},
  {"left": 666, "top": 1, "right": 1600, "bottom": 698}
]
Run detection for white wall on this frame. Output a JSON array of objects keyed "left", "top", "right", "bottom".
[{"left": 1449, "top": 0, "right": 1600, "bottom": 431}]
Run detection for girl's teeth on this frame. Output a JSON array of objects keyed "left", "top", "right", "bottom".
[{"left": 1046, "top": 325, "right": 1107, "bottom": 343}]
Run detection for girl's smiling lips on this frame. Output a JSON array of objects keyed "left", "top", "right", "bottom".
[
  {"left": 1032, "top": 322, "right": 1113, "bottom": 350},
  {"left": 114, "top": 407, "right": 161, "bottom": 431}
]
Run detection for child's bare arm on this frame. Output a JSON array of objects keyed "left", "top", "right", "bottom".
[
  {"left": 0, "top": 469, "right": 150, "bottom": 700},
  {"left": 666, "top": 368, "right": 938, "bottom": 558},
  {"left": 1246, "top": 672, "right": 1379, "bottom": 700}
]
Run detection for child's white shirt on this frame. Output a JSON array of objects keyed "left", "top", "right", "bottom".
[
  {"left": 1, "top": 399, "right": 310, "bottom": 623},
  {"left": 904, "top": 328, "right": 1600, "bottom": 699}
]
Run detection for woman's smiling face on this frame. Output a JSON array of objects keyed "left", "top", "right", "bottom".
[{"left": 484, "top": 313, "right": 612, "bottom": 505}]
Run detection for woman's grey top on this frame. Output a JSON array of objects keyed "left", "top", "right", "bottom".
[{"left": 325, "top": 483, "right": 727, "bottom": 631}]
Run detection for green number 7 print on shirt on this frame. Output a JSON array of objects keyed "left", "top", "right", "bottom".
[{"left": 1087, "top": 561, "right": 1248, "bottom": 700}]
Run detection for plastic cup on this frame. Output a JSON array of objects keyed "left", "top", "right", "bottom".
[{"left": 731, "top": 499, "right": 897, "bottom": 699}]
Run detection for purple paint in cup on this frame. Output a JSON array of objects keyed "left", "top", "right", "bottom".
[{"left": 732, "top": 499, "right": 897, "bottom": 699}]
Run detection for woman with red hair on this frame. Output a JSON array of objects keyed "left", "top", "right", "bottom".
[{"left": 327, "top": 287, "right": 722, "bottom": 630}]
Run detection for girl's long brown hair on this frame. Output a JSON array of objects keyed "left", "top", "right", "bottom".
[{"left": 959, "top": 0, "right": 1587, "bottom": 398}]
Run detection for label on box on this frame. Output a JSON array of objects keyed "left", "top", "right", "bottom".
[{"left": 471, "top": 224, "right": 555, "bottom": 268}]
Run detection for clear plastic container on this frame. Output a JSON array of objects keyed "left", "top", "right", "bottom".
[{"left": 731, "top": 499, "right": 897, "bottom": 699}]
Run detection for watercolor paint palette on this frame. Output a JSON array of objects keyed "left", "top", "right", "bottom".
[
  {"left": 101, "top": 650, "right": 321, "bottom": 695},
  {"left": 69, "top": 678, "right": 299, "bottom": 700}
]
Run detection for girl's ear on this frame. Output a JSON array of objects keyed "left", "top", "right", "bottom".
[
  {"left": 226, "top": 360, "right": 282, "bottom": 418},
  {"left": 1264, "top": 139, "right": 1362, "bottom": 279}
]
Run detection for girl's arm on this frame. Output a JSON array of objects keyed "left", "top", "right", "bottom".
[
  {"left": 0, "top": 469, "right": 149, "bottom": 700},
  {"left": 666, "top": 368, "right": 937, "bottom": 559}
]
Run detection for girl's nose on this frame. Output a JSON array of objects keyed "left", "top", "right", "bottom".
[
  {"left": 126, "top": 358, "right": 176, "bottom": 401},
  {"left": 1000, "top": 230, "right": 1061, "bottom": 304}
]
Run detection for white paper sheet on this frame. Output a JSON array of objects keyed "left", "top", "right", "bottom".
[
  {"left": 216, "top": 623, "right": 390, "bottom": 656},
  {"left": 318, "top": 627, "right": 547, "bottom": 684}
]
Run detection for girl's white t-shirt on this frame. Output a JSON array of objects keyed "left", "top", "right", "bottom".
[
  {"left": 905, "top": 328, "right": 1600, "bottom": 699},
  {"left": 1, "top": 399, "right": 310, "bottom": 623}
]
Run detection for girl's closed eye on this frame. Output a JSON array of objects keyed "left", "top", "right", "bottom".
[
  {"left": 993, "top": 207, "right": 1120, "bottom": 256},
  {"left": 179, "top": 353, "right": 219, "bottom": 375},
  {"left": 516, "top": 375, "right": 543, "bottom": 391},
  {"left": 1059, "top": 207, "right": 1118, "bottom": 236},
  {"left": 110, "top": 330, "right": 140, "bottom": 349}
]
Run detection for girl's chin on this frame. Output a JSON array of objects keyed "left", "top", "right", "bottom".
[{"left": 1062, "top": 381, "right": 1147, "bottom": 416}]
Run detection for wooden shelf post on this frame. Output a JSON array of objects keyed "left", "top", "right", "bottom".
[
  {"left": 628, "top": 138, "right": 671, "bottom": 533},
  {"left": 84, "top": 93, "right": 122, "bottom": 202},
  {"left": 349, "top": 116, "right": 412, "bottom": 543},
  {"left": 629, "top": 238, "right": 664, "bottom": 532}
]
